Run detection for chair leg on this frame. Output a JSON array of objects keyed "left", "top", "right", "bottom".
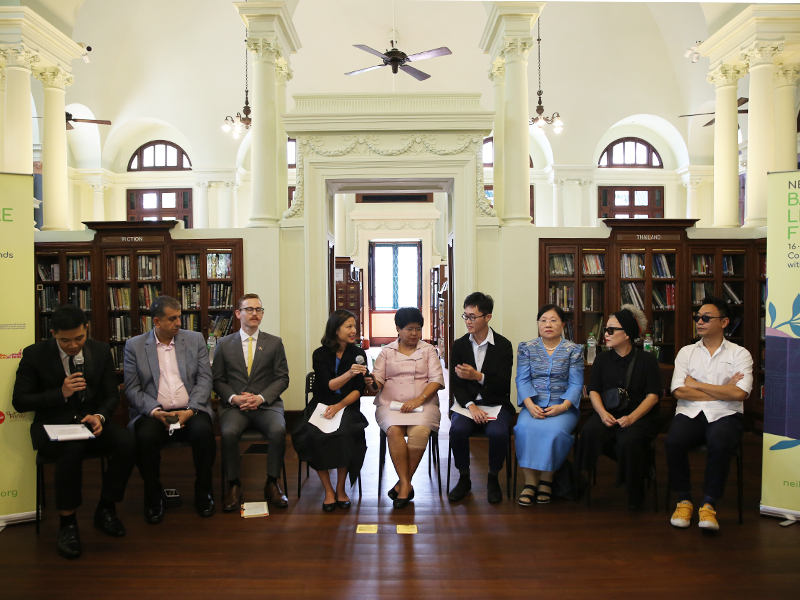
[
  {"left": 282, "top": 461, "right": 288, "bottom": 497},
  {"left": 512, "top": 452, "right": 518, "bottom": 499},
  {"left": 652, "top": 471, "right": 659, "bottom": 514},
  {"left": 446, "top": 439, "right": 452, "bottom": 496},
  {"left": 434, "top": 434, "right": 442, "bottom": 497},
  {"left": 221, "top": 459, "right": 226, "bottom": 501},
  {"left": 737, "top": 448, "right": 744, "bottom": 525},
  {"left": 428, "top": 434, "right": 432, "bottom": 476},
  {"left": 297, "top": 460, "right": 302, "bottom": 498},
  {"left": 506, "top": 437, "right": 512, "bottom": 499},
  {"left": 586, "top": 469, "right": 593, "bottom": 507},
  {"left": 36, "top": 464, "right": 42, "bottom": 535},
  {"left": 358, "top": 473, "right": 363, "bottom": 499},
  {"left": 378, "top": 431, "right": 386, "bottom": 498}
]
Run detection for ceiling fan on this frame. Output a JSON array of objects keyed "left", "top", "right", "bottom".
[
  {"left": 678, "top": 97, "right": 748, "bottom": 127},
  {"left": 36, "top": 111, "right": 113, "bottom": 130},
  {"left": 345, "top": 41, "right": 451, "bottom": 81}
]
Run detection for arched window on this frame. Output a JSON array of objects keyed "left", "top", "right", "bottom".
[
  {"left": 128, "top": 140, "right": 192, "bottom": 171},
  {"left": 598, "top": 137, "right": 662, "bottom": 168},
  {"left": 483, "top": 136, "right": 534, "bottom": 167}
]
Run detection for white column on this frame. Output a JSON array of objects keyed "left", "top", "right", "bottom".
[
  {"left": 708, "top": 65, "right": 744, "bottom": 228},
  {"left": 0, "top": 69, "right": 6, "bottom": 170},
  {"left": 775, "top": 65, "right": 800, "bottom": 172},
  {"left": 550, "top": 177, "right": 564, "bottom": 227},
  {"left": 275, "top": 59, "right": 292, "bottom": 221},
  {"left": 194, "top": 181, "right": 209, "bottom": 228},
  {"left": 743, "top": 42, "right": 783, "bottom": 227},
  {"left": 35, "top": 67, "right": 73, "bottom": 231},
  {"left": 247, "top": 38, "right": 280, "bottom": 227},
  {"left": 684, "top": 179, "right": 701, "bottom": 219},
  {"left": 333, "top": 193, "right": 347, "bottom": 257},
  {"left": 217, "top": 182, "right": 233, "bottom": 228},
  {"left": 489, "top": 59, "right": 505, "bottom": 220},
  {"left": 2, "top": 47, "right": 38, "bottom": 174},
  {"left": 579, "top": 179, "right": 594, "bottom": 226},
  {"left": 231, "top": 182, "right": 240, "bottom": 227},
  {"left": 90, "top": 182, "right": 109, "bottom": 221},
  {"left": 502, "top": 36, "right": 534, "bottom": 226}
]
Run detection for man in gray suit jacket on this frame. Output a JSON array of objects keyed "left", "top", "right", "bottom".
[
  {"left": 213, "top": 293, "right": 290, "bottom": 511},
  {"left": 124, "top": 295, "right": 215, "bottom": 524}
]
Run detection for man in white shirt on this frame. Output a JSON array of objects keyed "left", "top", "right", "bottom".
[
  {"left": 212, "top": 294, "right": 290, "bottom": 511},
  {"left": 666, "top": 297, "right": 752, "bottom": 531}
]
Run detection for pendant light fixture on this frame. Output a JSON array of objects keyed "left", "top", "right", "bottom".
[
  {"left": 222, "top": 28, "right": 252, "bottom": 138},
  {"left": 529, "top": 17, "right": 563, "bottom": 134}
]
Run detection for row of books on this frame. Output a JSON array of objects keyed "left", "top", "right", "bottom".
[
  {"left": 177, "top": 255, "right": 201, "bottom": 279},
  {"left": 140, "top": 316, "right": 153, "bottom": 333},
  {"left": 652, "top": 319, "right": 668, "bottom": 344},
  {"left": 209, "top": 283, "right": 234, "bottom": 309},
  {"left": 652, "top": 284, "right": 676, "bottom": 310},
  {"left": 137, "top": 255, "right": 162, "bottom": 280},
  {"left": 111, "top": 346, "right": 124, "bottom": 371},
  {"left": 68, "top": 288, "right": 92, "bottom": 310},
  {"left": 562, "top": 319, "right": 575, "bottom": 341},
  {"left": 583, "top": 253, "right": 605, "bottom": 276},
  {"left": 39, "top": 316, "right": 53, "bottom": 339},
  {"left": 109, "top": 315, "right": 132, "bottom": 342},
  {"left": 621, "top": 282, "right": 646, "bottom": 310},
  {"left": 138, "top": 284, "right": 161, "bottom": 310},
  {"left": 692, "top": 282, "right": 716, "bottom": 305},
  {"left": 107, "top": 255, "right": 131, "bottom": 281},
  {"left": 620, "top": 253, "right": 646, "bottom": 279},
  {"left": 67, "top": 257, "right": 91, "bottom": 282},
  {"left": 548, "top": 284, "right": 574, "bottom": 311},
  {"left": 108, "top": 287, "right": 132, "bottom": 310},
  {"left": 37, "top": 262, "right": 60, "bottom": 281},
  {"left": 38, "top": 287, "right": 60, "bottom": 311},
  {"left": 208, "top": 253, "right": 233, "bottom": 279},
  {"left": 549, "top": 254, "right": 574, "bottom": 276},
  {"left": 581, "top": 282, "right": 603, "bottom": 311},
  {"left": 209, "top": 313, "right": 234, "bottom": 338},
  {"left": 181, "top": 313, "right": 201, "bottom": 332},
  {"left": 652, "top": 254, "right": 674, "bottom": 278},
  {"left": 721, "top": 255, "right": 740, "bottom": 276},
  {"left": 691, "top": 254, "right": 714, "bottom": 276},
  {"left": 723, "top": 282, "right": 743, "bottom": 305},
  {"left": 178, "top": 284, "right": 202, "bottom": 309},
  {"left": 759, "top": 254, "right": 767, "bottom": 278}
]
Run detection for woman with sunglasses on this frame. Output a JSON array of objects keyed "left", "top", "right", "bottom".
[
  {"left": 576, "top": 305, "right": 663, "bottom": 510},
  {"left": 514, "top": 304, "right": 584, "bottom": 505}
]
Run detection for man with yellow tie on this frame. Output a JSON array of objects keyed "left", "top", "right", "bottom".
[{"left": 212, "top": 294, "right": 290, "bottom": 511}]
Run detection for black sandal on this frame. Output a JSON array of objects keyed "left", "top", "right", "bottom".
[
  {"left": 536, "top": 480, "right": 553, "bottom": 504},
  {"left": 518, "top": 484, "right": 537, "bottom": 507}
]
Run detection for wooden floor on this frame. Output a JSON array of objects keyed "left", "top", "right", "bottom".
[{"left": 2, "top": 399, "right": 798, "bottom": 599}]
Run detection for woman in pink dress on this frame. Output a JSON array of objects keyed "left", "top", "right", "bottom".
[{"left": 372, "top": 307, "right": 444, "bottom": 509}]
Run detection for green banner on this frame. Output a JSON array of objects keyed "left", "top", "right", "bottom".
[
  {"left": 0, "top": 173, "right": 36, "bottom": 524},
  {"left": 762, "top": 170, "right": 800, "bottom": 519}
]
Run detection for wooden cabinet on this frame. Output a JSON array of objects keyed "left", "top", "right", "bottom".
[
  {"left": 334, "top": 258, "right": 364, "bottom": 344},
  {"left": 35, "top": 244, "right": 94, "bottom": 341}
]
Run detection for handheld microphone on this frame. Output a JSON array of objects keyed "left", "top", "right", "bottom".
[
  {"left": 355, "top": 355, "right": 369, "bottom": 375},
  {"left": 73, "top": 355, "right": 86, "bottom": 402}
]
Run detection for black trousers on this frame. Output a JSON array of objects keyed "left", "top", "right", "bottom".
[
  {"left": 134, "top": 411, "right": 216, "bottom": 504},
  {"left": 665, "top": 412, "right": 743, "bottom": 501},
  {"left": 37, "top": 420, "right": 136, "bottom": 511},
  {"left": 449, "top": 408, "right": 513, "bottom": 475}
]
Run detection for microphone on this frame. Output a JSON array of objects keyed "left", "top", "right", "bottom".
[
  {"left": 355, "top": 355, "right": 370, "bottom": 375},
  {"left": 73, "top": 355, "right": 86, "bottom": 402}
]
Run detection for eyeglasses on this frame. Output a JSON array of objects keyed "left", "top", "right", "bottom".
[
  {"left": 402, "top": 327, "right": 423, "bottom": 334},
  {"left": 692, "top": 314, "right": 724, "bottom": 323},
  {"left": 603, "top": 327, "right": 625, "bottom": 336},
  {"left": 462, "top": 313, "right": 486, "bottom": 323},
  {"left": 239, "top": 307, "right": 265, "bottom": 315},
  {"left": 538, "top": 318, "right": 561, "bottom": 325}
]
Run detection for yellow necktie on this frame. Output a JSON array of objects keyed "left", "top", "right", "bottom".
[{"left": 247, "top": 336, "right": 253, "bottom": 376}]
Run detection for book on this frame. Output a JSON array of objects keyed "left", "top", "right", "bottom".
[
  {"left": 240, "top": 502, "right": 269, "bottom": 518},
  {"left": 451, "top": 402, "right": 502, "bottom": 421},
  {"left": 44, "top": 424, "right": 95, "bottom": 441}
]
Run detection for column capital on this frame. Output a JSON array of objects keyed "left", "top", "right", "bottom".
[
  {"left": 247, "top": 37, "right": 282, "bottom": 63},
  {"left": 501, "top": 37, "right": 533, "bottom": 63},
  {"left": 488, "top": 59, "right": 505, "bottom": 84},
  {"left": 741, "top": 41, "right": 784, "bottom": 68},
  {"left": 275, "top": 57, "right": 292, "bottom": 84},
  {"left": 0, "top": 45, "right": 40, "bottom": 70},
  {"left": 33, "top": 66, "right": 73, "bottom": 90},
  {"left": 90, "top": 182, "right": 110, "bottom": 193},
  {"left": 776, "top": 64, "right": 800, "bottom": 88},
  {"left": 707, "top": 64, "right": 745, "bottom": 87},
  {"left": 683, "top": 179, "right": 702, "bottom": 190},
  {"left": 0, "top": 69, "right": 5, "bottom": 90},
  {"left": 548, "top": 176, "right": 565, "bottom": 188},
  {"left": 578, "top": 179, "right": 594, "bottom": 187},
  {"left": 195, "top": 181, "right": 211, "bottom": 190}
]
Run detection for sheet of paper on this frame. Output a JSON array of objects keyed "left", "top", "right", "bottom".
[
  {"left": 43, "top": 424, "right": 95, "bottom": 441},
  {"left": 451, "top": 403, "right": 502, "bottom": 421},
  {"left": 308, "top": 403, "right": 345, "bottom": 434},
  {"left": 396, "top": 525, "right": 418, "bottom": 534},
  {"left": 389, "top": 400, "right": 423, "bottom": 413},
  {"left": 240, "top": 501, "right": 269, "bottom": 518},
  {"left": 356, "top": 524, "right": 378, "bottom": 534}
]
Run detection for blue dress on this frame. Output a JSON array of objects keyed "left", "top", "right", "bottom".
[{"left": 514, "top": 338, "right": 584, "bottom": 472}]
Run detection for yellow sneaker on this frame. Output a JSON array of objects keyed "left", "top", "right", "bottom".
[
  {"left": 670, "top": 500, "right": 693, "bottom": 528},
  {"left": 698, "top": 503, "right": 720, "bottom": 530}
]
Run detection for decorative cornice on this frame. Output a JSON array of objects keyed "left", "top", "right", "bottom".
[
  {"left": 290, "top": 93, "right": 485, "bottom": 114},
  {"left": 0, "top": 46, "right": 39, "bottom": 70},
  {"left": 501, "top": 37, "right": 533, "bottom": 63},
  {"left": 33, "top": 66, "right": 73, "bottom": 89},
  {"left": 247, "top": 38, "right": 282, "bottom": 63},
  {"left": 707, "top": 64, "right": 745, "bottom": 87},
  {"left": 352, "top": 219, "right": 438, "bottom": 257},
  {"left": 776, "top": 64, "right": 800, "bottom": 87},
  {"left": 741, "top": 42, "right": 784, "bottom": 68}
]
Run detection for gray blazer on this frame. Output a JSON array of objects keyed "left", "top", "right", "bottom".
[
  {"left": 124, "top": 329, "right": 213, "bottom": 427},
  {"left": 212, "top": 330, "right": 289, "bottom": 414}
]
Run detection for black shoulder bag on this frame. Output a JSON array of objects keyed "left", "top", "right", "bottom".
[{"left": 600, "top": 349, "right": 636, "bottom": 413}]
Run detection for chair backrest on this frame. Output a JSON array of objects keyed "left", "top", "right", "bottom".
[{"left": 305, "top": 371, "right": 315, "bottom": 407}]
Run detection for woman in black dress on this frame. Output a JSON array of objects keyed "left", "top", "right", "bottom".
[
  {"left": 577, "top": 306, "right": 663, "bottom": 510},
  {"left": 292, "top": 310, "right": 369, "bottom": 511}
]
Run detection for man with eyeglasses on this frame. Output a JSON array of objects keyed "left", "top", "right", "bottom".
[
  {"left": 448, "top": 292, "right": 514, "bottom": 503},
  {"left": 666, "top": 296, "right": 752, "bottom": 531},
  {"left": 212, "top": 293, "right": 290, "bottom": 511}
]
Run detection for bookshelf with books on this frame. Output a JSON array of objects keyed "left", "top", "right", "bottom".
[{"left": 34, "top": 245, "right": 94, "bottom": 341}]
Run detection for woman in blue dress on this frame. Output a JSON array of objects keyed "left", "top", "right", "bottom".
[{"left": 515, "top": 304, "right": 584, "bottom": 505}]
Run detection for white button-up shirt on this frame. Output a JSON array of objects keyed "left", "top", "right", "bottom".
[
  {"left": 670, "top": 338, "right": 753, "bottom": 423},
  {"left": 464, "top": 328, "right": 492, "bottom": 407}
]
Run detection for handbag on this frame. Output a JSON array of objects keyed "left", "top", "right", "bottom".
[{"left": 600, "top": 349, "right": 636, "bottom": 412}]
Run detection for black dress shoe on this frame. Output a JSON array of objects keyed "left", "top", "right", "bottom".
[
  {"left": 57, "top": 524, "right": 82, "bottom": 559},
  {"left": 195, "top": 494, "right": 215, "bottom": 518},
  {"left": 144, "top": 500, "right": 164, "bottom": 525},
  {"left": 322, "top": 501, "right": 336, "bottom": 512},
  {"left": 94, "top": 507, "right": 126, "bottom": 537},
  {"left": 336, "top": 495, "right": 351, "bottom": 510},
  {"left": 448, "top": 477, "right": 472, "bottom": 502},
  {"left": 387, "top": 480, "right": 401, "bottom": 501},
  {"left": 487, "top": 476, "right": 503, "bottom": 504}
]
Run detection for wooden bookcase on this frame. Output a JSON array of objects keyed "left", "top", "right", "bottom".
[
  {"left": 35, "top": 244, "right": 94, "bottom": 341},
  {"left": 332, "top": 258, "right": 364, "bottom": 344}
]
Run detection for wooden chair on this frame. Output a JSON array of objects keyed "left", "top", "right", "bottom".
[{"left": 584, "top": 438, "right": 659, "bottom": 512}]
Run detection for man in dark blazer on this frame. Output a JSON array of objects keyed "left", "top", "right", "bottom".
[
  {"left": 13, "top": 305, "right": 136, "bottom": 559},
  {"left": 124, "top": 295, "right": 215, "bottom": 523},
  {"left": 213, "top": 293, "right": 290, "bottom": 511},
  {"left": 448, "top": 292, "right": 514, "bottom": 504}
]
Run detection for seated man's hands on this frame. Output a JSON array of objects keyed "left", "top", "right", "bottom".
[
  {"left": 468, "top": 403, "right": 489, "bottom": 424},
  {"left": 454, "top": 364, "right": 481, "bottom": 381},
  {"left": 61, "top": 372, "right": 86, "bottom": 399},
  {"left": 81, "top": 414, "right": 103, "bottom": 436}
]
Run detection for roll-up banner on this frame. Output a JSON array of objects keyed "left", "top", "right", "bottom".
[{"left": 761, "top": 170, "right": 800, "bottom": 520}]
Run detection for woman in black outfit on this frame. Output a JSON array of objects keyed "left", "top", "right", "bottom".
[
  {"left": 292, "top": 310, "right": 369, "bottom": 511},
  {"left": 577, "top": 306, "right": 663, "bottom": 510}
]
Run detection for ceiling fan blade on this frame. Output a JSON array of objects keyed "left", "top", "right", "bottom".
[
  {"left": 345, "top": 64, "right": 386, "bottom": 76},
  {"left": 405, "top": 47, "right": 452, "bottom": 62},
  {"left": 678, "top": 112, "right": 715, "bottom": 118},
  {"left": 738, "top": 110, "right": 748, "bottom": 114},
  {"left": 71, "top": 119, "right": 112, "bottom": 125},
  {"left": 737, "top": 97, "right": 749, "bottom": 107},
  {"left": 66, "top": 121, "right": 74, "bottom": 130},
  {"left": 353, "top": 45, "right": 389, "bottom": 60},
  {"left": 703, "top": 118, "right": 716, "bottom": 127},
  {"left": 399, "top": 64, "right": 430, "bottom": 81}
]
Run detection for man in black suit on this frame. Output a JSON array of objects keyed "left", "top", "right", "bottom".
[
  {"left": 212, "top": 293, "right": 290, "bottom": 511},
  {"left": 448, "top": 292, "right": 514, "bottom": 504},
  {"left": 13, "top": 305, "right": 136, "bottom": 558}
]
